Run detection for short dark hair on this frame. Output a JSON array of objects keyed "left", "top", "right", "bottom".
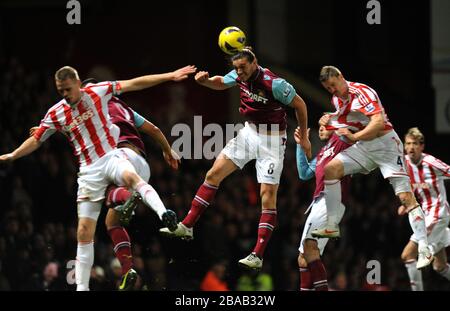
[
  {"left": 231, "top": 46, "right": 256, "bottom": 63},
  {"left": 55, "top": 66, "right": 80, "bottom": 81},
  {"left": 319, "top": 66, "right": 342, "bottom": 82}
]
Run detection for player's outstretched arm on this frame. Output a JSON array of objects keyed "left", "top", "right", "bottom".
[
  {"left": 119, "top": 65, "right": 197, "bottom": 93},
  {"left": 138, "top": 120, "right": 180, "bottom": 170},
  {"left": 290, "top": 95, "right": 311, "bottom": 159},
  {"left": 194, "top": 71, "right": 230, "bottom": 90},
  {"left": 0, "top": 136, "right": 42, "bottom": 162}
]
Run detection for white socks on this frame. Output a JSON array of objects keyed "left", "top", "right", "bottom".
[
  {"left": 404, "top": 260, "right": 423, "bottom": 291},
  {"left": 136, "top": 182, "right": 167, "bottom": 219},
  {"left": 324, "top": 179, "right": 341, "bottom": 227},
  {"left": 408, "top": 206, "right": 428, "bottom": 247},
  {"left": 76, "top": 241, "right": 94, "bottom": 291}
]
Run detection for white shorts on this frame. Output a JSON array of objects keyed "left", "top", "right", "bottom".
[
  {"left": 77, "top": 147, "right": 150, "bottom": 203},
  {"left": 410, "top": 216, "right": 450, "bottom": 255},
  {"left": 336, "top": 130, "right": 411, "bottom": 194},
  {"left": 298, "top": 196, "right": 346, "bottom": 255},
  {"left": 221, "top": 122, "right": 286, "bottom": 184}
]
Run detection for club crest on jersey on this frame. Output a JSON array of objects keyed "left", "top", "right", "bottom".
[
  {"left": 243, "top": 88, "right": 268, "bottom": 104},
  {"left": 317, "top": 146, "right": 335, "bottom": 165},
  {"left": 64, "top": 108, "right": 94, "bottom": 132}
]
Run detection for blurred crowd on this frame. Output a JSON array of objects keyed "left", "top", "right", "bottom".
[{"left": 1, "top": 57, "right": 449, "bottom": 291}]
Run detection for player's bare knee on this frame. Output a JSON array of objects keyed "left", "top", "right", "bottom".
[
  {"left": 205, "top": 168, "right": 222, "bottom": 186},
  {"left": 398, "top": 192, "right": 416, "bottom": 208},
  {"left": 303, "top": 239, "right": 320, "bottom": 262},
  {"left": 401, "top": 249, "right": 415, "bottom": 262},
  {"left": 401, "top": 242, "right": 418, "bottom": 262},
  {"left": 298, "top": 253, "right": 307, "bottom": 268},
  {"left": 122, "top": 170, "right": 141, "bottom": 188},
  {"left": 324, "top": 160, "right": 343, "bottom": 180},
  {"left": 77, "top": 224, "right": 93, "bottom": 241}
]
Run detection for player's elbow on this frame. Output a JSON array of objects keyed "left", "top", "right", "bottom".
[
  {"left": 291, "top": 96, "right": 304, "bottom": 109},
  {"left": 298, "top": 169, "right": 313, "bottom": 181}
]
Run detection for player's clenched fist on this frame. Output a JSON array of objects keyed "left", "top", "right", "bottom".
[
  {"left": 195, "top": 71, "right": 210, "bottom": 84},
  {"left": 319, "top": 114, "right": 331, "bottom": 126}
]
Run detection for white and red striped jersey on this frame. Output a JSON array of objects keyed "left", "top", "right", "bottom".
[
  {"left": 406, "top": 153, "right": 450, "bottom": 220},
  {"left": 326, "top": 81, "right": 393, "bottom": 132},
  {"left": 34, "top": 81, "right": 122, "bottom": 167}
]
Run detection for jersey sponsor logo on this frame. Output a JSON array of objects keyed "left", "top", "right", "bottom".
[
  {"left": 365, "top": 103, "right": 375, "bottom": 113},
  {"left": 64, "top": 108, "right": 94, "bottom": 132},
  {"left": 412, "top": 182, "right": 430, "bottom": 190},
  {"left": 243, "top": 88, "right": 269, "bottom": 104}
]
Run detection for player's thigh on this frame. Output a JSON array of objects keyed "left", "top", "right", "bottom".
[
  {"left": 121, "top": 147, "right": 151, "bottom": 182},
  {"left": 255, "top": 134, "right": 286, "bottom": 185},
  {"left": 335, "top": 143, "right": 377, "bottom": 176},
  {"left": 299, "top": 197, "right": 345, "bottom": 256},
  {"left": 207, "top": 154, "right": 239, "bottom": 183},
  {"left": 77, "top": 158, "right": 110, "bottom": 202},
  {"left": 220, "top": 125, "right": 255, "bottom": 170},
  {"left": 77, "top": 201, "right": 102, "bottom": 221},
  {"left": 401, "top": 239, "right": 418, "bottom": 261},
  {"left": 104, "top": 149, "right": 139, "bottom": 187},
  {"left": 372, "top": 131, "right": 409, "bottom": 182}
]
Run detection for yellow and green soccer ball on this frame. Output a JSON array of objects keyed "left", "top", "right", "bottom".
[{"left": 218, "top": 26, "right": 246, "bottom": 55}]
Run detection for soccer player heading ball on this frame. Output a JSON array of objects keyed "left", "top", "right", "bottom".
[{"left": 160, "top": 47, "right": 311, "bottom": 271}]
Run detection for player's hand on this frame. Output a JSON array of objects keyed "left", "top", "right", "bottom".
[
  {"left": 195, "top": 71, "right": 210, "bottom": 84},
  {"left": 397, "top": 205, "right": 407, "bottom": 216},
  {"left": 295, "top": 127, "right": 312, "bottom": 159},
  {"left": 0, "top": 153, "right": 14, "bottom": 163},
  {"left": 336, "top": 128, "right": 357, "bottom": 142},
  {"left": 163, "top": 148, "right": 181, "bottom": 170},
  {"left": 294, "top": 127, "right": 310, "bottom": 145},
  {"left": 171, "top": 65, "right": 197, "bottom": 82},
  {"left": 319, "top": 114, "right": 332, "bottom": 126},
  {"left": 29, "top": 126, "right": 39, "bottom": 137}
]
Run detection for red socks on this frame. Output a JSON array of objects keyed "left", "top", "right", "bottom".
[
  {"left": 300, "top": 267, "right": 313, "bottom": 291},
  {"left": 308, "top": 259, "right": 328, "bottom": 291},
  {"left": 182, "top": 182, "right": 218, "bottom": 228},
  {"left": 106, "top": 186, "right": 131, "bottom": 207},
  {"left": 108, "top": 226, "right": 133, "bottom": 275},
  {"left": 252, "top": 209, "right": 277, "bottom": 258}
]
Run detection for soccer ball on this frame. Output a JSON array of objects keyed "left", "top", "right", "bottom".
[{"left": 218, "top": 26, "right": 246, "bottom": 55}]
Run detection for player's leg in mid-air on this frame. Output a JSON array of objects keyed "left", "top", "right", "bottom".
[
  {"left": 311, "top": 133, "right": 432, "bottom": 269},
  {"left": 402, "top": 216, "right": 450, "bottom": 290},
  {"left": 298, "top": 197, "right": 346, "bottom": 291},
  {"left": 159, "top": 126, "right": 251, "bottom": 239},
  {"left": 237, "top": 126, "right": 286, "bottom": 270},
  {"left": 104, "top": 185, "right": 142, "bottom": 291},
  {"left": 109, "top": 148, "right": 178, "bottom": 231},
  {"left": 159, "top": 154, "right": 238, "bottom": 239}
]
